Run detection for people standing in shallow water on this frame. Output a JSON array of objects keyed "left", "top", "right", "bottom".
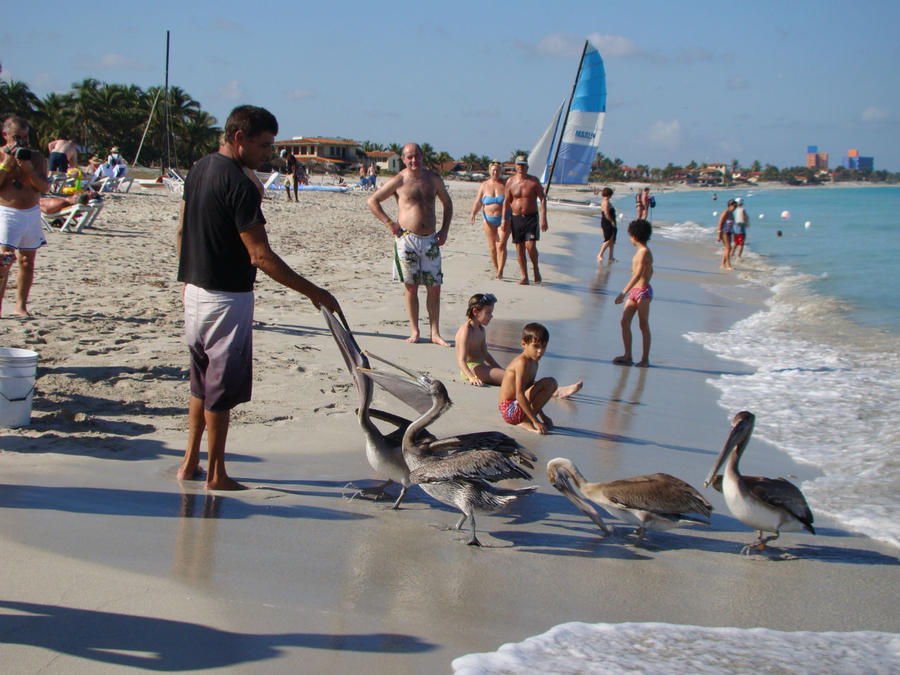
[
  {"left": 614, "top": 219, "right": 654, "bottom": 368},
  {"left": 596, "top": 187, "right": 617, "bottom": 263},
  {"left": 456, "top": 292, "right": 582, "bottom": 396},
  {"left": 469, "top": 161, "right": 510, "bottom": 279},
  {"left": 717, "top": 200, "right": 736, "bottom": 270},
  {"left": 732, "top": 197, "right": 748, "bottom": 259}
]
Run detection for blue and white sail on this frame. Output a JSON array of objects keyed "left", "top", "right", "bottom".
[
  {"left": 529, "top": 40, "right": 606, "bottom": 191},
  {"left": 529, "top": 99, "right": 566, "bottom": 185}
]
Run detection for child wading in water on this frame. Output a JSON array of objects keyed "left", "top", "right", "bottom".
[
  {"left": 614, "top": 219, "right": 653, "bottom": 367},
  {"left": 498, "top": 323, "right": 580, "bottom": 434},
  {"left": 456, "top": 293, "right": 582, "bottom": 394}
]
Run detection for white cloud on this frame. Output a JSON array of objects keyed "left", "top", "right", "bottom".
[
  {"left": 586, "top": 33, "right": 641, "bottom": 58},
  {"left": 647, "top": 120, "right": 683, "bottom": 149},
  {"left": 286, "top": 88, "right": 316, "bottom": 101},
  {"left": 215, "top": 80, "right": 244, "bottom": 101},
  {"left": 728, "top": 75, "right": 749, "bottom": 90},
  {"left": 535, "top": 33, "right": 585, "bottom": 58},
  {"left": 862, "top": 106, "right": 889, "bottom": 123},
  {"left": 75, "top": 52, "right": 151, "bottom": 71}
]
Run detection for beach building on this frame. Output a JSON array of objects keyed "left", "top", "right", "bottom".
[
  {"left": 842, "top": 148, "right": 874, "bottom": 170},
  {"left": 364, "top": 150, "right": 400, "bottom": 173},
  {"left": 806, "top": 145, "right": 829, "bottom": 170},
  {"left": 274, "top": 136, "right": 361, "bottom": 172}
]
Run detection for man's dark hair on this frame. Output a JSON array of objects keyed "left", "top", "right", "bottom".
[
  {"left": 628, "top": 219, "right": 652, "bottom": 243},
  {"left": 2, "top": 115, "right": 29, "bottom": 135},
  {"left": 224, "top": 106, "right": 278, "bottom": 143},
  {"left": 522, "top": 322, "right": 550, "bottom": 345}
]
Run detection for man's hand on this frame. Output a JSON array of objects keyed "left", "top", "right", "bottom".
[{"left": 311, "top": 288, "right": 340, "bottom": 313}]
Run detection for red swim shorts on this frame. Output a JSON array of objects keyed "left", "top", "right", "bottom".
[{"left": 499, "top": 399, "right": 524, "bottom": 425}]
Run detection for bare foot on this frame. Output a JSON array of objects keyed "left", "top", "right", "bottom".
[
  {"left": 518, "top": 278, "right": 529, "bottom": 285},
  {"left": 612, "top": 355, "right": 634, "bottom": 366},
  {"left": 430, "top": 334, "right": 451, "bottom": 347},
  {"left": 635, "top": 360, "right": 650, "bottom": 368},
  {"left": 534, "top": 270, "right": 542, "bottom": 284},
  {"left": 13, "top": 308, "right": 33, "bottom": 318},
  {"left": 177, "top": 465, "right": 206, "bottom": 481},
  {"left": 610, "top": 257, "right": 617, "bottom": 262},
  {"left": 554, "top": 380, "right": 583, "bottom": 399},
  {"left": 405, "top": 333, "right": 421, "bottom": 344},
  {"left": 207, "top": 476, "right": 248, "bottom": 491},
  {"left": 496, "top": 272, "right": 503, "bottom": 280}
]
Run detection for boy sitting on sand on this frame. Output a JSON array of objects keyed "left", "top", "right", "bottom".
[
  {"left": 457, "top": 293, "right": 582, "bottom": 396},
  {"left": 498, "top": 322, "right": 574, "bottom": 434},
  {"left": 613, "top": 219, "right": 653, "bottom": 367}
]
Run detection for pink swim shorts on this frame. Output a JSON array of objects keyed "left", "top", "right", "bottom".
[{"left": 627, "top": 285, "right": 653, "bottom": 303}]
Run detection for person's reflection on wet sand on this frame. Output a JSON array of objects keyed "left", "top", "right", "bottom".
[{"left": 173, "top": 492, "right": 222, "bottom": 582}]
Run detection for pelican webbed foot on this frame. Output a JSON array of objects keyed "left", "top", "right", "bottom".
[
  {"left": 342, "top": 479, "right": 401, "bottom": 504},
  {"left": 741, "top": 530, "right": 780, "bottom": 555}
]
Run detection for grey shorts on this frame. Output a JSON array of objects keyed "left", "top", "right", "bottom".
[{"left": 183, "top": 284, "right": 254, "bottom": 411}]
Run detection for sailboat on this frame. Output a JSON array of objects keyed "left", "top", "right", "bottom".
[{"left": 528, "top": 40, "right": 607, "bottom": 213}]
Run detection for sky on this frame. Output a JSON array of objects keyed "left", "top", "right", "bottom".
[{"left": 5, "top": 1, "right": 899, "bottom": 170}]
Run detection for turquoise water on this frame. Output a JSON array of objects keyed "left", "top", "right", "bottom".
[{"left": 628, "top": 185, "right": 900, "bottom": 332}]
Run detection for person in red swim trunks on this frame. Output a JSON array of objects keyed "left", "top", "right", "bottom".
[{"left": 498, "top": 323, "right": 561, "bottom": 434}]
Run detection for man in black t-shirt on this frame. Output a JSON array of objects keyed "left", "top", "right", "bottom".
[{"left": 176, "top": 105, "right": 339, "bottom": 491}]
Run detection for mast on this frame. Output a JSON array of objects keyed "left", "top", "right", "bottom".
[
  {"left": 544, "top": 40, "right": 588, "bottom": 199},
  {"left": 133, "top": 88, "right": 162, "bottom": 168},
  {"left": 163, "top": 30, "right": 171, "bottom": 171}
]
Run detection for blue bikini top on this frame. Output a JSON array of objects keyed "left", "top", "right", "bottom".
[{"left": 481, "top": 194, "right": 504, "bottom": 205}]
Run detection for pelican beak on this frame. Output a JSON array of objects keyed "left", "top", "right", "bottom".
[
  {"left": 549, "top": 465, "right": 609, "bottom": 535},
  {"left": 705, "top": 412, "right": 754, "bottom": 487}
]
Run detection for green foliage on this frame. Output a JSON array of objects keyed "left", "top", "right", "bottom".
[{"left": 0, "top": 78, "right": 220, "bottom": 168}]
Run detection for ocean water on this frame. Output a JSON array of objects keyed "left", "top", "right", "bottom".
[
  {"left": 453, "top": 186, "right": 899, "bottom": 673},
  {"left": 452, "top": 621, "right": 900, "bottom": 674},
  {"left": 638, "top": 186, "right": 900, "bottom": 550}
]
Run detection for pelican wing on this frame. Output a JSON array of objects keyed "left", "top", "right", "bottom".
[
  {"left": 744, "top": 475, "right": 815, "bottom": 531},
  {"left": 600, "top": 473, "right": 713, "bottom": 518},
  {"left": 424, "top": 431, "right": 536, "bottom": 463},
  {"left": 409, "top": 449, "right": 533, "bottom": 484}
]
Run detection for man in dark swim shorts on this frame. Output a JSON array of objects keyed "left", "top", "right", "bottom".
[{"left": 501, "top": 155, "right": 548, "bottom": 285}]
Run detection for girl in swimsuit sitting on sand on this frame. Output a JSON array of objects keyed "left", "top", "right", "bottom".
[{"left": 455, "top": 293, "right": 583, "bottom": 397}]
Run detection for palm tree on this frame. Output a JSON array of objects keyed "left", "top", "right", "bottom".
[
  {"left": 35, "top": 92, "right": 77, "bottom": 149},
  {"left": 0, "top": 79, "right": 40, "bottom": 116},
  {"left": 420, "top": 142, "right": 436, "bottom": 169},
  {"left": 434, "top": 151, "right": 453, "bottom": 175}
]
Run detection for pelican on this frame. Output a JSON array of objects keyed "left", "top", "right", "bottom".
[
  {"left": 360, "top": 354, "right": 537, "bottom": 546},
  {"left": 547, "top": 457, "right": 712, "bottom": 539},
  {"left": 321, "top": 307, "right": 431, "bottom": 508},
  {"left": 705, "top": 411, "right": 815, "bottom": 554}
]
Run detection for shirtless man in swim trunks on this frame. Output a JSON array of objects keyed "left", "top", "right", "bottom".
[
  {"left": 1, "top": 116, "right": 49, "bottom": 318},
  {"left": 367, "top": 142, "right": 453, "bottom": 345},
  {"left": 47, "top": 138, "right": 77, "bottom": 175},
  {"left": 501, "top": 155, "right": 547, "bottom": 285}
]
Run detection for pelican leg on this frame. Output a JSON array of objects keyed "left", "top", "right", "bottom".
[
  {"left": 389, "top": 485, "right": 408, "bottom": 510},
  {"left": 741, "top": 530, "right": 780, "bottom": 555},
  {"left": 454, "top": 513, "right": 468, "bottom": 530},
  {"left": 466, "top": 514, "right": 481, "bottom": 547},
  {"left": 634, "top": 526, "right": 646, "bottom": 540}
]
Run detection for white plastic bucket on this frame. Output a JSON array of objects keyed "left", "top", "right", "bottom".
[{"left": 0, "top": 347, "right": 38, "bottom": 427}]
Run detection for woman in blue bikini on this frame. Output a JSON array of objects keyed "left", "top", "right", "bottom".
[{"left": 469, "top": 161, "right": 511, "bottom": 278}]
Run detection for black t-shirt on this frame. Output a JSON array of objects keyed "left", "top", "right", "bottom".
[{"left": 177, "top": 153, "right": 265, "bottom": 292}]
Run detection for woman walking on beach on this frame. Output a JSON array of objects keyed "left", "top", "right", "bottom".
[
  {"left": 469, "top": 161, "right": 510, "bottom": 278},
  {"left": 717, "top": 200, "right": 736, "bottom": 270}
]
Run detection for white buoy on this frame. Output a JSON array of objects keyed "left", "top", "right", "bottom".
[
  {"left": 713, "top": 211, "right": 718, "bottom": 217},
  {"left": 759, "top": 213, "right": 764, "bottom": 219},
  {"left": 804, "top": 221, "right": 811, "bottom": 229},
  {"left": 781, "top": 210, "right": 791, "bottom": 220}
]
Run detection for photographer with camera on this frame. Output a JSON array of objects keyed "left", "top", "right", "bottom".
[{"left": 1, "top": 115, "right": 49, "bottom": 318}]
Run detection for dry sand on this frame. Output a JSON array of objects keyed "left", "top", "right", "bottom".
[{"left": 0, "top": 179, "right": 897, "bottom": 672}]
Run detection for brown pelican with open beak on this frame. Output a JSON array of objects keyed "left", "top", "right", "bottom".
[
  {"left": 321, "top": 307, "right": 432, "bottom": 509},
  {"left": 705, "top": 411, "right": 815, "bottom": 554},
  {"left": 547, "top": 457, "right": 712, "bottom": 539},
  {"left": 360, "top": 353, "right": 537, "bottom": 546}
]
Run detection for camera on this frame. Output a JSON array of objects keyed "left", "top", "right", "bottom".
[{"left": 4, "top": 135, "right": 32, "bottom": 162}]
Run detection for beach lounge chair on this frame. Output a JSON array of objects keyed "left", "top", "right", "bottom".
[
  {"left": 40, "top": 200, "right": 104, "bottom": 233},
  {"left": 162, "top": 168, "right": 185, "bottom": 194},
  {"left": 261, "top": 171, "right": 281, "bottom": 199}
]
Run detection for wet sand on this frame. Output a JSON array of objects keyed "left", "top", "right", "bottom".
[{"left": 0, "top": 181, "right": 897, "bottom": 672}]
